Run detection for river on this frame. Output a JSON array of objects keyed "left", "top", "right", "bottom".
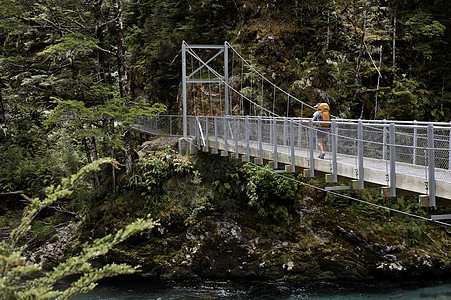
[{"left": 71, "top": 277, "right": 451, "bottom": 299}]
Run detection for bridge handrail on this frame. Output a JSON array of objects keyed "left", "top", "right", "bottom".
[
  {"left": 156, "top": 114, "right": 450, "bottom": 127},
  {"left": 135, "top": 114, "right": 451, "bottom": 153}
]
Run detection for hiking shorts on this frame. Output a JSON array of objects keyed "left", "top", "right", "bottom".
[{"left": 317, "top": 127, "right": 330, "bottom": 140}]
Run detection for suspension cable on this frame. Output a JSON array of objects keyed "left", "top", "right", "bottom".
[
  {"left": 200, "top": 65, "right": 205, "bottom": 115},
  {"left": 226, "top": 42, "right": 317, "bottom": 112},
  {"left": 186, "top": 48, "right": 276, "bottom": 117},
  {"left": 248, "top": 162, "right": 451, "bottom": 228}
]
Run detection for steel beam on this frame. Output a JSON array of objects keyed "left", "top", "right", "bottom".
[
  {"left": 389, "top": 123, "right": 396, "bottom": 197},
  {"left": 182, "top": 42, "right": 187, "bottom": 137},
  {"left": 428, "top": 124, "right": 436, "bottom": 206},
  {"left": 309, "top": 119, "right": 314, "bottom": 178},
  {"left": 332, "top": 120, "right": 338, "bottom": 182},
  {"left": 224, "top": 42, "right": 229, "bottom": 116},
  {"left": 273, "top": 118, "right": 278, "bottom": 169},
  {"left": 358, "top": 120, "right": 364, "bottom": 189},
  {"left": 290, "top": 120, "right": 295, "bottom": 173}
]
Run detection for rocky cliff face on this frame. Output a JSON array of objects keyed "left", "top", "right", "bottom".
[
  {"left": 83, "top": 138, "right": 451, "bottom": 283},
  {"left": 7, "top": 136, "right": 445, "bottom": 283},
  {"left": 105, "top": 212, "right": 449, "bottom": 283}
]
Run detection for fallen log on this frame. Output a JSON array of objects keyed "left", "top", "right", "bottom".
[{"left": 0, "top": 190, "right": 32, "bottom": 199}]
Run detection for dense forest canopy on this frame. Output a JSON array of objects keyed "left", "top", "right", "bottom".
[
  {"left": 0, "top": 0, "right": 450, "bottom": 192},
  {"left": 1, "top": 0, "right": 450, "bottom": 120},
  {"left": 1, "top": 2, "right": 451, "bottom": 297}
]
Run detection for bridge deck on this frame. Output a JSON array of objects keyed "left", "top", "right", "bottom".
[{"left": 206, "top": 138, "right": 451, "bottom": 200}]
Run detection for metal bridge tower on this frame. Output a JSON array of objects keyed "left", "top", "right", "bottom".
[{"left": 181, "top": 41, "right": 229, "bottom": 137}]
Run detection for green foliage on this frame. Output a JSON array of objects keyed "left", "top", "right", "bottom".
[
  {"left": 0, "top": 159, "right": 158, "bottom": 299},
  {"left": 0, "top": 108, "right": 86, "bottom": 193},
  {"left": 130, "top": 149, "right": 193, "bottom": 198},
  {"left": 44, "top": 97, "right": 166, "bottom": 177},
  {"left": 38, "top": 33, "right": 99, "bottom": 57},
  {"left": 97, "top": 97, "right": 166, "bottom": 126},
  {"left": 184, "top": 192, "right": 214, "bottom": 226},
  {"left": 243, "top": 164, "right": 298, "bottom": 220},
  {"left": 403, "top": 10, "right": 446, "bottom": 60}
]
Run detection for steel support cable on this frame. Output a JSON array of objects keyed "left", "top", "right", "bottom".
[
  {"left": 208, "top": 69, "right": 213, "bottom": 115},
  {"left": 261, "top": 77, "right": 264, "bottom": 116},
  {"left": 226, "top": 42, "right": 319, "bottom": 112},
  {"left": 359, "top": 125, "right": 450, "bottom": 147},
  {"left": 248, "top": 162, "right": 451, "bottom": 228},
  {"left": 250, "top": 70, "right": 254, "bottom": 115},
  {"left": 186, "top": 48, "right": 277, "bottom": 117},
  {"left": 200, "top": 65, "right": 205, "bottom": 115},
  {"left": 321, "top": 126, "right": 444, "bottom": 153},
  {"left": 219, "top": 81, "right": 223, "bottom": 116},
  {"left": 354, "top": 139, "right": 359, "bottom": 178},
  {"left": 272, "top": 86, "right": 276, "bottom": 114},
  {"left": 287, "top": 94, "right": 290, "bottom": 117},
  {"left": 191, "top": 55, "right": 196, "bottom": 115},
  {"left": 328, "top": 130, "right": 333, "bottom": 173},
  {"left": 184, "top": 44, "right": 446, "bottom": 177},
  {"left": 231, "top": 50, "right": 235, "bottom": 114},
  {"left": 334, "top": 118, "right": 451, "bottom": 127},
  {"left": 385, "top": 142, "right": 390, "bottom": 185},
  {"left": 240, "top": 60, "right": 244, "bottom": 114},
  {"left": 364, "top": 124, "right": 450, "bottom": 144},
  {"left": 424, "top": 147, "right": 429, "bottom": 192}
]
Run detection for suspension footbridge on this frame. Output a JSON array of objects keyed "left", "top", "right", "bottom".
[{"left": 132, "top": 41, "right": 451, "bottom": 209}]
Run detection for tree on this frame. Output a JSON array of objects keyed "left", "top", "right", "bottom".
[
  {"left": 0, "top": 158, "right": 158, "bottom": 299},
  {"left": 0, "top": 78, "right": 4, "bottom": 124},
  {"left": 45, "top": 97, "right": 166, "bottom": 188}
]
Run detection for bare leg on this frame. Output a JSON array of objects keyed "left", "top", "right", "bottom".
[{"left": 318, "top": 137, "right": 325, "bottom": 158}]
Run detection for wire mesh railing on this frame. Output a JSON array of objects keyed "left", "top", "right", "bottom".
[
  {"left": 136, "top": 115, "right": 451, "bottom": 168},
  {"left": 132, "top": 114, "right": 451, "bottom": 204}
]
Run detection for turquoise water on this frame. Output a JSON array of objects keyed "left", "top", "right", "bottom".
[{"left": 71, "top": 278, "right": 451, "bottom": 299}]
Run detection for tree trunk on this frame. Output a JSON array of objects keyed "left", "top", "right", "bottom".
[
  {"left": 111, "top": 147, "right": 117, "bottom": 194},
  {"left": 0, "top": 78, "right": 5, "bottom": 125},
  {"left": 114, "top": 0, "right": 133, "bottom": 175},
  {"left": 94, "top": 0, "right": 109, "bottom": 104},
  {"left": 123, "top": 129, "right": 133, "bottom": 175},
  {"left": 326, "top": 10, "right": 330, "bottom": 47},
  {"left": 90, "top": 136, "right": 100, "bottom": 189},
  {"left": 82, "top": 137, "right": 92, "bottom": 164},
  {"left": 355, "top": 8, "right": 367, "bottom": 119},
  {"left": 392, "top": 14, "right": 396, "bottom": 67},
  {"left": 115, "top": 0, "right": 129, "bottom": 101},
  {"left": 355, "top": 10, "right": 367, "bottom": 86},
  {"left": 82, "top": 137, "right": 100, "bottom": 189},
  {"left": 375, "top": 45, "right": 383, "bottom": 119}
]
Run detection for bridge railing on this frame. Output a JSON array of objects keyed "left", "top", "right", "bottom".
[
  {"left": 133, "top": 115, "right": 184, "bottom": 136},
  {"left": 135, "top": 114, "right": 451, "bottom": 203},
  {"left": 136, "top": 115, "right": 451, "bottom": 171}
]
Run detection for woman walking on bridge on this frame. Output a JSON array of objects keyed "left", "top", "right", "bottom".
[{"left": 312, "top": 103, "right": 331, "bottom": 159}]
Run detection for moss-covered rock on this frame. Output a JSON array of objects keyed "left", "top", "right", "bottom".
[{"left": 33, "top": 142, "right": 451, "bottom": 283}]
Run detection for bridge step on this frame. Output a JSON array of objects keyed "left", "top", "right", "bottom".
[
  {"left": 231, "top": 153, "right": 240, "bottom": 159},
  {"left": 351, "top": 180, "right": 362, "bottom": 190},
  {"left": 325, "top": 185, "right": 352, "bottom": 191},
  {"left": 273, "top": 170, "right": 286, "bottom": 174},
  {"left": 381, "top": 187, "right": 392, "bottom": 197},
  {"left": 325, "top": 174, "right": 337, "bottom": 183},
  {"left": 253, "top": 157, "right": 264, "bottom": 165},
  {"left": 419, "top": 195, "right": 430, "bottom": 207},
  {"left": 284, "top": 165, "right": 293, "bottom": 173},
  {"left": 431, "top": 214, "right": 451, "bottom": 221}
]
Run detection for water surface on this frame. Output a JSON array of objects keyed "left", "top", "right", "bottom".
[{"left": 71, "top": 277, "right": 451, "bottom": 299}]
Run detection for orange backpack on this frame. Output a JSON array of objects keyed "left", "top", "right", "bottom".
[{"left": 317, "top": 103, "right": 330, "bottom": 128}]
